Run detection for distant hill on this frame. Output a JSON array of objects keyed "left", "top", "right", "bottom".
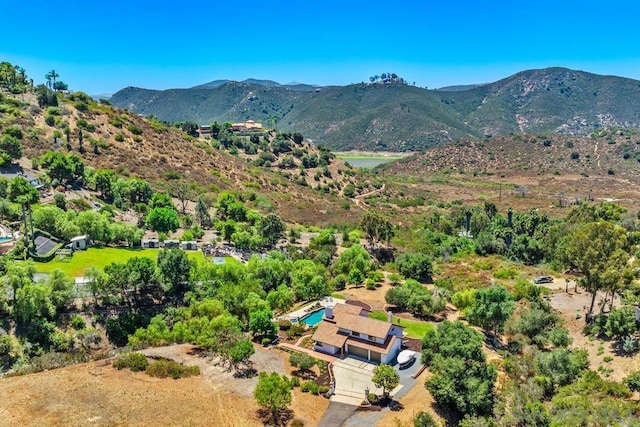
[
  {"left": 110, "top": 68, "right": 640, "bottom": 151},
  {"left": 435, "top": 83, "right": 486, "bottom": 91},
  {"left": 191, "top": 78, "right": 319, "bottom": 92}
]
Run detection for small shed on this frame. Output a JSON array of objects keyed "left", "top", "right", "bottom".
[
  {"left": 70, "top": 235, "right": 89, "bottom": 251},
  {"left": 163, "top": 239, "right": 179, "bottom": 248},
  {"left": 181, "top": 241, "right": 198, "bottom": 251},
  {"left": 142, "top": 238, "right": 159, "bottom": 249}
]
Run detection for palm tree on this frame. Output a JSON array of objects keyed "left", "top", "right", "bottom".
[
  {"left": 50, "top": 69, "right": 59, "bottom": 87},
  {"left": 45, "top": 70, "right": 59, "bottom": 89}
]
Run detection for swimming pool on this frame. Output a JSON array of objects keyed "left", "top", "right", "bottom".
[
  {"left": 300, "top": 309, "right": 325, "bottom": 327},
  {"left": 0, "top": 236, "right": 12, "bottom": 243}
]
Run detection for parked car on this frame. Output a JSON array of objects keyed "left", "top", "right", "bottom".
[{"left": 534, "top": 275, "right": 554, "bottom": 284}]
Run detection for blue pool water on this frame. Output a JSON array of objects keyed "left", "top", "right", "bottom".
[
  {"left": 0, "top": 237, "right": 12, "bottom": 243},
  {"left": 300, "top": 309, "right": 325, "bottom": 327}
]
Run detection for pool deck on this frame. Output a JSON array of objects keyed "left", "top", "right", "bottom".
[{"left": 283, "top": 296, "right": 346, "bottom": 322}]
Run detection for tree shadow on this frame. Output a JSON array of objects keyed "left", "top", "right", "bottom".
[
  {"left": 292, "top": 369, "right": 316, "bottom": 380},
  {"left": 256, "top": 407, "right": 294, "bottom": 427},
  {"left": 233, "top": 366, "right": 257, "bottom": 378}
]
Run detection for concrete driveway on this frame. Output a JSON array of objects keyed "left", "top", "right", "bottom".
[{"left": 331, "top": 358, "right": 378, "bottom": 405}]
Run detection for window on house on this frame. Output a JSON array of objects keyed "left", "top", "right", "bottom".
[{"left": 352, "top": 332, "right": 360, "bottom": 337}]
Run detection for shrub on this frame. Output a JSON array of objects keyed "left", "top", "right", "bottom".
[
  {"left": 291, "top": 420, "right": 304, "bottom": 427},
  {"left": 45, "top": 115, "right": 55, "bottom": 126},
  {"left": 622, "top": 336, "right": 636, "bottom": 354},
  {"left": 128, "top": 125, "right": 143, "bottom": 135},
  {"left": 74, "top": 101, "right": 89, "bottom": 112},
  {"left": 367, "top": 393, "right": 379, "bottom": 404},
  {"left": 318, "top": 385, "right": 329, "bottom": 394},
  {"left": 287, "top": 323, "right": 305, "bottom": 338},
  {"left": 288, "top": 376, "right": 300, "bottom": 388},
  {"left": 262, "top": 337, "right": 271, "bottom": 347},
  {"left": 624, "top": 371, "right": 640, "bottom": 391},
  {"left": 301, "top": 380, "right": 319, "bottom": 394},
  {"left": 114, "top": 133, "right": 124, "bottom": 142},
  {"left": 70, "top": 315, "right": 86, "bottom": 330},
  {"left": 365, "top": 278, "right": 377, "bottom": 290},
  {"left": 414, "top": 411, "right": 439, "bottom": 427},
  {"left": 145, "top": 359, "right": 200, "bottom": 379},
  {"left": 113, "top": 352, "right": 149, "bottom": 372},
  {"left": 278, "top": 319, "right": 292, "bottom": 331}
]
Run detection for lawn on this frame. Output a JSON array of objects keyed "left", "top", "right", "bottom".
[
  {"left": 33, "top": 247, "right": 206, "bottom": 277},
  {"left": 369, "top": 310, "right": 435, "bottom": 339}
]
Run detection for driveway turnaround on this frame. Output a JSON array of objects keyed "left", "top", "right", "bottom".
[{"left": 331, "top": 358, "right": 378, "bottom": 405}]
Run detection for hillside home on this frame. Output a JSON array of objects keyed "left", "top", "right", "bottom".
[
  {"left": 163, "top": 239, "right": 179, "bottom": 248},
  {"left": 312, "top": 303, "right": 403, "bottom": 364},
  {"left": 198, "top": 125, "right": 211, "bottom": 137},
  {"left": 231, "top": 120, "right": 263, "bottom": 132},
  {"left": 69, "top": 235, "right": 89, "bottom": 251},
  {"left": 180, "top": 241, "right": 198, "bottom": 250},
  {"left": 141, "top": 238, "right": 159, "bottom": 249}
]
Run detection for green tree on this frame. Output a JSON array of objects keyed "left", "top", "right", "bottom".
[
  {"left": 332, "top": 244, "right": 373, "bottom": 284},
  {"left": 396, "top": 252, "right": 433, "bottom": 282},
  {"left": 7, "top": 176, "right": 39, "bottom": 206},
  {"left": 194, "top": 196, "right": 212, "bottom": 228},
  {"left": 76, "top": 210, "right": 112, "bottom": 243},
  {"left": 249, "top": 309, "right": 276, "bottom": 338},
  {"left": 291, "top": 259, "right": 329, "bottom": 301},
  {"left": 221, "top": 219, "right": 236, "bottom": 243},
  {"left": 360, "top": 211, "right": 394, "bottom": 248},
  {"left": 248, "top": 252, "right": 292, "bottom": 293},
  {"left": 149, "top": 192, "right": 175, "bottom": 210},
  {"left": 290, "top": 352, "right": 316, "bottom": 374},
  {"left": 253, "top": 372, "right": 292, "bottom": 423},
  {"left": 0, "top": 134, "right": 22, "bottom": 167},
  {"left": 423, "top": 321, "right": 497, "bottom": 418},
  {"left": 14, "top": 282, "right": 56, "bottom": 323},
  {"left": 229, "top": 338, "right": 255, "bottom": 370},
  {"left": 47, "top": 269, "right": 74, "bottom": 309},
  {"left": 565, "top": 221, "right": 629, "bottom": 319},
  {"left": 372, "top": 363, "right": 400, "bottom": 398},
  {"left": 266, "top": 284, "right": 295, "bottom": 314},
  {"left": 258, "top": 213, "right": 285, "bottom": 246},
  {"left": 467, "top": 285, "right": 515, "bottom": 343},
  {"left": 147, "top": 207, "right": 180, "bottom": 233},
  {"left": 157, "top": 248, "right": 193, "bottom": 296},
  {"left": 94, "top": 169, "right": 118, "bottom": 200}
]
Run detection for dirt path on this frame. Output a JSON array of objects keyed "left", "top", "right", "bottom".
[{"left": 353, "top": 183, "right": 386, "bottom": 207}]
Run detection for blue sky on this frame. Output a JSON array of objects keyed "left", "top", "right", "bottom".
[{"left": 2, "top": 0, "right": 639, "bottom": 94}]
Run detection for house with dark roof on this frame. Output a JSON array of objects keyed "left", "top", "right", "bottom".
[{"left": 311, "top": 303, "right": 404, "bottom": 364}]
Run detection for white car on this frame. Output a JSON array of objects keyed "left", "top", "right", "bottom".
[{"left": 397, "top": 350, "right": 416, "bottom": 367}]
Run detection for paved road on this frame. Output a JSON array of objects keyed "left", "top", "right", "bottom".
[{"left": 317, "top": 402, "right": 358, "bottom": 427}]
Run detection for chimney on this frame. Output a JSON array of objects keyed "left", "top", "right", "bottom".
[
  {"left": 325, "top": 305, "right": 334, "bottom": 319},
  {"left": 387, "top": 311, "right": 393, "bottom": 323}
]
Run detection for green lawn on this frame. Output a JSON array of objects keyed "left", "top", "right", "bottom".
[
  {"left": 369, "top": 310, "right": 435, "bottom": 339},
  {"left": 33, "top": 247, "right": 206, "bottom": 277}
]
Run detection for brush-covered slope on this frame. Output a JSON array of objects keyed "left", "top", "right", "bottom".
[
  {"left": 111, "top": 82, "right": 304, "bottom": 126},
  {"left": 111, "top": 68, "right": 640, "bottom": 152},
  {"left": 439, "top": 67, "right": 640, "bottom": 136},
  {"left": 1, "top": 90, "right": 365, "bottom": 225}
]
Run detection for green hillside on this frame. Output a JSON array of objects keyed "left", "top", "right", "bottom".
[{"left": 110, "top": 68, "right": 640, "bottom": 151}]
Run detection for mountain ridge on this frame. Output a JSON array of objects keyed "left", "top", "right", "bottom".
[{"left": 110, "top": 67, "right": 640, "bottom": 151}]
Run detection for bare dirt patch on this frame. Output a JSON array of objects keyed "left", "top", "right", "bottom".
[
  {"left": 0, "top": 358, "right": 261, "bottom": 427},
  {"left": 0, "top": 344, "right": 330, "bottom": 427}
]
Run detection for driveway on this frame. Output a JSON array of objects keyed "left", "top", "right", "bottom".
[{"left": 331, "top": 358, "right": 378, "bottom": 405}]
